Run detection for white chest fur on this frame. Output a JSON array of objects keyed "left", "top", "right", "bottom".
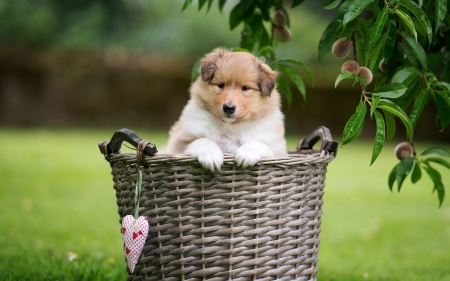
[{"left": 180, "top": 100, "right": 286, "bottom": 155}]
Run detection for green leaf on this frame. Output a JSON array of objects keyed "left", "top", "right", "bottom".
[
  {"left": 229, "top": 1, "right": 253, "bottom": 30},
  {"left": 240, "top": 24, "right": 255, "bottom": 50},
  {"left": 405, "top": 35, "right": 427, "bottom": 70},
  {"left": 372, "top": 83, "right": 408, "bottom": 98},
  {"left": 395, "top": 9, "right": 417, "bottom": 41},
  {"left": 318, "top": 20, "right": 342, "bottom": 60},
  {"left": 259, "top": 45, "right": 276, "bottom": 61},
  {"left": 218, "top": 0, "right": 227, "bottom": 12},
  {"left": 292, "top": 0, "right": 306, "bottom": 8},
  {"left": 368, "top": 32, "right": 387, "bottom": 73},
  {"left": 396, "top": 157, "right": 415, "bottom": 192},
  {"left": 435, "top": 0, "right": 448, "bottom": 33},
  {"left": 424, "top": 157, "right": 450, "bottom": 170},
  {"left": 421, "top": 147, "right": 450, "bottom": 157},
  {"left": 435, "top": 89, "right": 450, "bottom": 107},
  {"left": 423, "top": 163, "right": 442, "bottom": 183},
  {"left": 370, "top": 95, "right": 381, "bottom": 118},
  {"left": 198, "top": 0, "right": 207, "bottom": 10},
  {"left": 391, "top": 66, "right": 420, "bottom": 84},
  {"left": 318, "top": 1, "right": 353, "bottom": 60},
  {"left": 408, "top": 88, "right": 428, "bottom": 130},
  {"left": 355, "top": 22, "right": 368, "bottom": 66},
  {"left": 230, "top": 47, "right": 250, "bottom": 53},
  {"left": 422, "top": 163, "right": 445, "bottom": 207},
  {"left": 395, "top": 78, "right": 421, "bottom": 110},
  {"left": 398, "top": 0, "right": 432, "bottom": 45},
  {"left": 378, "top": 99, "right": 413, "bottom": 141},
  {"left": 335, "top": 71, "right": 357, "bottom": 88},
  {"left": 437, "top": 82, "right": 450, "bottom": 92},
  {"left": 384, "top": 14, "right": 397, "bottom": 62},
  {"left": 256, "top": 1, "right": 270, "bottom": 21},
  {"left": 367, "top": 7, "right": 388, "bottom": 53},
  {"left": 277, "top": 58, "right": 314, "bottom": 86},
  {"left": 341, "top": 102, "right": 367, "bottom": 145},
  {"left": 434, "top": 93, "right": 450, "bottom": 131},
  {"left": 277, "top": 75, "right": 292, "bottom": 109},
  {"left": 388, "top": 164, "right": 397, "bottom": 191},
  {"left": 249, "top": 15, "right": 270, "bottom": 49},
  {"left": 436, "top": 180, "right": 445, "bottom": 207},
  {"left": 190, "top": 60, "right": 200, "bottom": 82},
  {"left": 181, "top": 0, "right": 194, "bottom": 11},
  {"left": 324, "top": 0, "right": 341, "bottom": 10},
  {"left": 207, "top": 0, "right": 214, "bottom": 12},
  {"left": 383, "top": 110, "right": 396, "bottom": 145},
  {"left": 277, "top": 64, "right": 306, "bottom": 101},
  {"left": 411, "top": 162, "right": 422, "bottom": 183},
  {"left": 343, "top": 0, "right": 374, "bottom": 26},
  {"left": 371, "top": 111, "right": 386, "bottom": 165}
]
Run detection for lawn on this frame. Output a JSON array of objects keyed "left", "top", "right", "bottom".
[{"left": 0, "top": 128, "right": 449, "bottom": 281}]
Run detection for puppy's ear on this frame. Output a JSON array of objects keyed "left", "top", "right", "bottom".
[
  {"left": 200, "top": 48, "right": 229, "bottom": 82},
  {"left": 259, "top": 63, "right": 278, "bottom": 97},
  {"left": 200, "top": 57, "right": 216, "bottom": 82}
]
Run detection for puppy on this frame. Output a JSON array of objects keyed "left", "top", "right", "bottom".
[{"left": 165, "top": 48, "right": 287, "bottom": 171}]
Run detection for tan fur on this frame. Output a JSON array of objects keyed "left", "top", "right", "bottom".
[
  {"left": 193, "top": 48, "right": 280, "bottom": 123},
  {"left": 165, "top": 48, "right": 287, "bottom": 170}
]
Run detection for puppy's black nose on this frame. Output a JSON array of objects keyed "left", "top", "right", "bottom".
[{"left": 223, "top": 104, "right": 236, "bottom": 115}]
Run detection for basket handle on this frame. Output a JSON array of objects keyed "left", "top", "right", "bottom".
[
  {"left": 296, "top": 126, "right": 338, "bottom": 155},
  {"left": 98, "top": 128, "right": 158, "bottom": 161}
]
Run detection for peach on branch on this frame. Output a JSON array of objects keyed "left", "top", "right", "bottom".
[
  {"left": 273, "top": 10, "right": 286, "bottom": 27},
  {"left": 332, "top": 38, "right": 352, "bottom": 58},
  {"left": 395, "top": 142, "right": 415, "bottom": 160},
  {"left": 341, "top": 60, "right": 360, "bottom": 74},
  {"left": 273, "top": 26, "right": 291, "bottom": 42},
  {"left": 358, "top": 67, "right": 373, "bottom": 84}
]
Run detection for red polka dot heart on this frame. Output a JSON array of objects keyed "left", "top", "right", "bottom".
[{"left": 121, "top": 215, "right": 149, "bottom": 273}]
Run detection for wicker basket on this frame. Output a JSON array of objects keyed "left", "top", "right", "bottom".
[{"left": 99, "top": 127, "right": 337, "bottom": 281}]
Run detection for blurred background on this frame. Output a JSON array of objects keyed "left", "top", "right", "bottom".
[{"left": 0, "top": 0, "right": 448, "bottom": 141}]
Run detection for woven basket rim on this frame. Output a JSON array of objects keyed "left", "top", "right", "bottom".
[{"left": 108, "top": 150, "right": 335, "bottom": 166}]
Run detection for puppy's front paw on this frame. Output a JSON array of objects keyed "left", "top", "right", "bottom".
[
  {"left": 185, "top": 139, "right": 223, "bottom": 172},
  {"left": 235, "top": 148, "right": 261, "bottom": 168},
  {"left": 196, "top": 149, "right": 223, "bottom": 172},
  {"left": 235, "top": 141, "right": 274, "bottom": 168}
]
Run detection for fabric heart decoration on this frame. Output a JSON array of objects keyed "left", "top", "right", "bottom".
[{"left": 121, "top": 215, "right": 149, "bottom": 273}]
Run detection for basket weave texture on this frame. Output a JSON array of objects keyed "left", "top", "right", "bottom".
[{"left": 108, "top": 152, "right": 334, "bottom": 281}]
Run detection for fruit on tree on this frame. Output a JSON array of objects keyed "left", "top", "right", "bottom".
[
  {"left": 394, "top": 142, "right": 415, "bottom": 160},
  {"left": 358, "top": 67, "right": 373, "bottom": 84},
  {"left": 379, "top": 59, "right": 387, "bottom": 73},
  {"left": 341, "top": 60, "right": 360, "bottom": 74},
  {"left": 273, "top": 10, "right": 286, "bottom": 27},
  {"left": 273, "top": 26, "right": 291, "bottom": 42},
  {"left": 332, "top": 38, "right": 352, "bottom": 58}
]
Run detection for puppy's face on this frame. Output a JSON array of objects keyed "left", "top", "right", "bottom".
[{"left": 190, "top": 48, "right": 279, "bottom": 123}]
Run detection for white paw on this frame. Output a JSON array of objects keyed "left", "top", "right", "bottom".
[
  {"left": 235, "top": 148, "right": 261, "bottom": 167},
  {"left": 235, "top": 141, "right": 274, "bottom": 168},
  {"left": 185, "top": 139, "right": 223, "bottom": 172}
]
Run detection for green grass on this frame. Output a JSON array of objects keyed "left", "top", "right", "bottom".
[{"left": 0, "top": 128, "right": 449, "bottom": 280}]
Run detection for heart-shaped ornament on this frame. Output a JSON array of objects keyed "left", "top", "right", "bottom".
[{"left": 121, "top": 215, "right": 149, "bottom": 273}]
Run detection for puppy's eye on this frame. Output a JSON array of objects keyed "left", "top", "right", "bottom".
[
  {"left": 218, "top": 83, "right": 224, "bottom": 89},
  {"left": 242, "top": 86, "right": 249, "bottom": 91}
]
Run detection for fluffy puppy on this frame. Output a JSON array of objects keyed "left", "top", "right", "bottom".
[{"left": 165, "top": 48, "right": 287, "bottom": 171}]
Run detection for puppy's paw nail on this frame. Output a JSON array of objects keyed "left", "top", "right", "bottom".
[
  {"left": 197, "top": 152, "right": 223, "bottom": 172},
  {"left": 235, "top": 150, "right": 260, "bottom": 167},
  {"left": 186, "top": 140, "right": 224, "bottom": 172}
]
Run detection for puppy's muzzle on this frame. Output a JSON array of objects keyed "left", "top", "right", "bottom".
[{"left": 223, "top": 104, "right": 236, "bottom": 115}]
